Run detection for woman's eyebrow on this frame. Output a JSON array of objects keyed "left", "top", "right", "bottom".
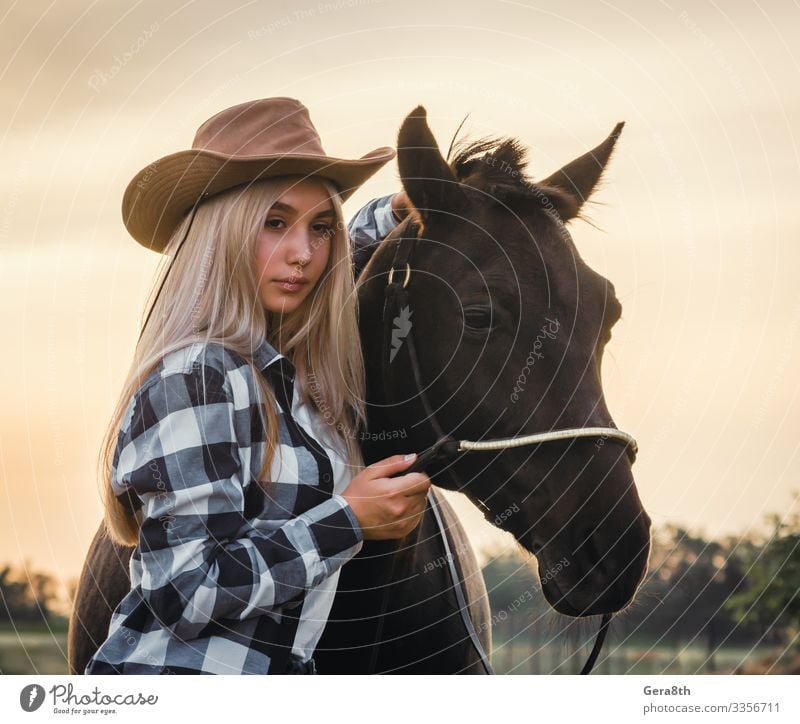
[{"left": 270, "top": 201, "right": 335, "bottom": 218}]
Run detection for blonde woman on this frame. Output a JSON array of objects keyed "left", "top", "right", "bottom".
[{"left": 84, "top": 98, "right": 430, "bottom": 675}]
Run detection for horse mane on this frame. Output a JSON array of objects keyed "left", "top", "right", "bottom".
[
  {"left": 447, "top": 133, "right": 579, "bottom": 223},
  {"left": 448, "top": 134, "right": 534, "bottom": 197}
]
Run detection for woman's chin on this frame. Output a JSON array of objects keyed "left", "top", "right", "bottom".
[{"left": 262, "top": 293, "right": 305, "bottom": 314}]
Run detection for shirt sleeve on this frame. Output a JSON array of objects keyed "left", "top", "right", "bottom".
[
  {"left": 116, "top": 364, "right": 364, "bottom": 641},
  {"left": 348, "top": 193, "right": 401, "bottom": 279}
]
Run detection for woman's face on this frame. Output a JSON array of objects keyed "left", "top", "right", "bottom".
[{"left": 255, "top": 177, "right": 335, "bottom": 314}]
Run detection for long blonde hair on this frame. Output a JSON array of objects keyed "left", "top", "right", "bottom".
[{"left": 100, "top": 176, "right": 367, "bottom": 547}]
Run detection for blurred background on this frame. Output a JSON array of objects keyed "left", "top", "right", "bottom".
[{"left": 1, "top": 0, "right": 798, "bottom": 674}]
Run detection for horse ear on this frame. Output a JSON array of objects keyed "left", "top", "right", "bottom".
[
  {"left": 537, "top": 122, "right": 625, "bottom": 222},
  {"left": 397, "top": 105, "right": 465, "bottom": 220}
]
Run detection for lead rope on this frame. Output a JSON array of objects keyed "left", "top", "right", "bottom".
[
  {"left": 365, "top": 486, "right": 493, "bottom": 674},
  {"left": 427, "top": 486, "right": 495, "bottom": 674}
]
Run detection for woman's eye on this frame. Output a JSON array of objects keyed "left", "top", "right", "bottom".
[
  {"left": 312, "top": 223, "right": 333, "bottom": 236},
  {"left": 264, "top": 219, "right": 332, "bottom": 235}
]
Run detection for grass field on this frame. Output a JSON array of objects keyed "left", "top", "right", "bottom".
[
  {"left": 0, "top": 625, "right": 69, "bottom": 675},
  {"left": 0, "top": 625, "right": 785, "bottom": 675},
  {"left": 490, "top": 636, "right": 782, "bottom": 675}
]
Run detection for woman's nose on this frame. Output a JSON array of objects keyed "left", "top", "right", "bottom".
[{"left": 286, "top": 231, "right": 314, "bottom": 266}]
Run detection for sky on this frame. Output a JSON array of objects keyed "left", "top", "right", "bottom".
[{"left": 1, "top": 0, "right": 799, "bottom": 594}]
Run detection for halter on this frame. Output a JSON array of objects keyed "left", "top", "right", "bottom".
[{"left": 370, "top": 226, "right": 638, "bottom": 675}]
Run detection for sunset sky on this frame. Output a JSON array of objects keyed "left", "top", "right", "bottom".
[{"left": 1, "top": 0, "right": 799, "bottom": 594}]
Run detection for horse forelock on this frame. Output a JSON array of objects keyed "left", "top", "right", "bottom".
[{"left": 449, "top": 135, "right": 531, "bottom": 195}]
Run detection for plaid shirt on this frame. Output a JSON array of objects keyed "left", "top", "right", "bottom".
[{"left": 85, "top": 194, "right": 399, "bottom": 675}]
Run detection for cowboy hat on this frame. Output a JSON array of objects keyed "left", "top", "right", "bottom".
[{"left": 122, "top": 97, "right": 396, "bottom": 253}]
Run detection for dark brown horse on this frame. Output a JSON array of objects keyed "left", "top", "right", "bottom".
[{"left": 68, "top": 106, "right": 650, "bottom": 674}]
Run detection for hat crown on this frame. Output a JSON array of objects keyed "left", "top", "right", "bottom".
[
  {"left": 191, "top": 97, "right": 327, "bottom": 158},
  {"left": 123, "top": 96, "right": 395, "bottom": 252}
]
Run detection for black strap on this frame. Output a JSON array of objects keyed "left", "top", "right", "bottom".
[
  {"left": 137, "top": 202, "right": 201, "bottom": 344},
  {"left": 370, "top": 232, "right": 494, "bottom": 674},
  {"left": 374, "top": 228, "right": 610, "bottom": 676},
  {"left": 580, "top": 613, "right": 612, "bottom": 674},
  {"left": 365, "top": 537, "right": 402, "bottom": 673},
  {"left": 382, "top": 234, "right": 464, "bottom": 489}
]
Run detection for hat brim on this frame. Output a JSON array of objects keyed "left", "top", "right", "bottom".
[{"left": 122, "top": 146, "right": 396, "bottom": 253}]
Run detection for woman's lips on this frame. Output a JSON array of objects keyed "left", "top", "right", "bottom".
[{"left": 273, "top": 279, "right": 308, "bottom": 292}]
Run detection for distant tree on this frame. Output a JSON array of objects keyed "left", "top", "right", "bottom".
[
  {"left": 610, "top": 525, "right": 761, "bottom": 655},
  {"left": 481, "top": 546, "right": 540, "bottom": 612},
  {"left": 0, "top": 565, "right": 31, "bottom": 622},
  {"left": 0, "top": 562, "right": 63, "bottom": 626},
  {"left": 726, "top": 503, "right": 800, "bottom": 646}
]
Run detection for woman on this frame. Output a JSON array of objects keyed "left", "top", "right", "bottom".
[{"left": 84, "top": 98, "right": 431, "bottom": 675}]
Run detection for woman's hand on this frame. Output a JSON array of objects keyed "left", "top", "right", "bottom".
[{"left": 342, "top": 454, "right": 431, "bottom": 540}]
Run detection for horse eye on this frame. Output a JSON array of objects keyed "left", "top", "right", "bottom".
[{"left": 463, "top": 306, "right": 492, "bottom": 330}]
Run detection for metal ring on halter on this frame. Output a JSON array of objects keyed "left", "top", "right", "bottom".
[{"left": 387, "top": 263, "right": 411, "bottom": 288}]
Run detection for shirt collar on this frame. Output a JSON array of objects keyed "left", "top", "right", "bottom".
[
  {"left": 253, "top": 337, "right": 297, "bottom": 408},
  {"left": 252, "top": 337, "right": 286, "bottom": 371}
]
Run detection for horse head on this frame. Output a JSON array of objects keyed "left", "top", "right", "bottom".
[{"left": 357, "top": 106, "right": 650, "bottom": 618}]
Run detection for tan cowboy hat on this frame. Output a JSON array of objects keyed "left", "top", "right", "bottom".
[{"left": 122, "top": 97, "right": 396, "bottom": 253}]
